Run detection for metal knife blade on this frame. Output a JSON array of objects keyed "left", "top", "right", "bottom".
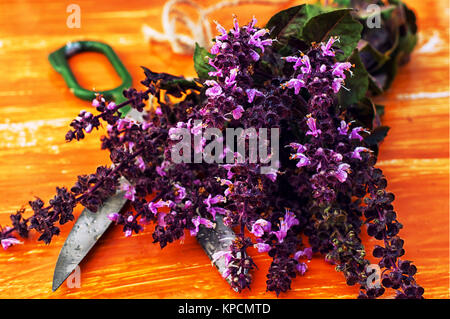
[
  {"left": 52, "top": 190, "right": 127, "bottom": 291},
  {"left": 197, "top": 214, "right": 236, "bottom": 287}
]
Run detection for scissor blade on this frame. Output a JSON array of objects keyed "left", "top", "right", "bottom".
[
  {"left": 196, "top": 215, "right": 237, "bottom": 288},
  {"left": 52, "top": 190, "right": 127, "bottom": 291}
]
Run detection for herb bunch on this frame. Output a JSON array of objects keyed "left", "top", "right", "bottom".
[{"left": 0, "top": 0, "right": 423, "bottom": 298}]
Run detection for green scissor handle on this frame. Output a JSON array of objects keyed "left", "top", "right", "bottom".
[{"left": 48, "top": 40, "right": 132, "bottom": 114}]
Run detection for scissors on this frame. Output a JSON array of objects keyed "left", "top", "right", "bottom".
[{"left": 48, "top": 40, "right": 236, "bottom": 292}]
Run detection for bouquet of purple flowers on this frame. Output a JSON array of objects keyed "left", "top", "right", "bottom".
[{"left": 0, "top": 0, "right": 423, "bottom": 298}]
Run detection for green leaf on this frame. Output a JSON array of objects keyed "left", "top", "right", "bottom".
[
  {"left": 368, "top": 74, "right": 384, "bottom": 95},
  {"left": 265, "top": 4, "right": 324, "bottom": 44},
  {"left": 347, "top": 97, "right": 376, "bottom": 129},
  {"left": 193, "top": 43, "right": 215, "bottom": 80},
  {"left": 333, "top": 0, "right": 351, "bottom": 6},
  {"left": 301, "top": 9, "right": 363, "bottom": 61},
  {"left": 365, "top": 126, "right": 390, "bottom": 146},
  {"left": 358, "top": 39, "right": 390, "bottom": 73},
  {"left": 338, "top": 49, "right": 369, "bottom": 107},
  {"left": 375, "top": 104, "right": 385, "bottom": 117}
]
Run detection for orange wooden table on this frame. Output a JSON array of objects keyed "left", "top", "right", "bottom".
[{"left": 0, "top": 0, "right": 448, "bottom": 299}]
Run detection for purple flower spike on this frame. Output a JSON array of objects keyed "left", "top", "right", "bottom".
[{"left": 305, "top": 116, "right": 322, "bottom": 138}]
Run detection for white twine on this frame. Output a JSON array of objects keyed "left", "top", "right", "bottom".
[{"left": 142, "top": 0, "right": 292, "bottom": 54}]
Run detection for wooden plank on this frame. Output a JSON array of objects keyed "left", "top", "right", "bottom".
[{"left": 0, "top": 0, "right": 448, "bottom": 298}]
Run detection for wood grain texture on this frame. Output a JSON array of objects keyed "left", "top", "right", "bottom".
[{"left": 0, "top": 0, "right": 448, "bottom": 299}]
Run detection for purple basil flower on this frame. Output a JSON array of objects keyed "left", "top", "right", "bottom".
[
  {"left": 205, "top": 80, "right": 223, "bottom": 97},
  {"left": 246, "top": 88, "right": 263, "bottom": 103},
  {"left": 232, "top": 105, "right": 244, "bottom": 120},
  {"left": 203, "top": 194, "right": 226, "bottom": 208},
  {"left": 214, "top": 21, "right": 228, "bottom": 41},
  {"left": 305, "top": 116, "right": 322, "bottom": 138},
  {"left": 294, "top": 247, "right": 313, "bottom": 260},
  {"left": 284, "top": 78, "right": 305, "bottom": 95},
  {"left": 320, "top": 37, "right": 337, "bottom": 57},
  {"left": 107, "top": 101, "right": 116, "bottom": 110},
  {"left": 338, "top": 120, "right": 350, "bottom": 135},
  {"left": 291, "top": 152, "right": 310, "bottom": 168},
  {"left": 254, "top": 242, "right": 271, "bottom": 253},
  {"left": 124, "top": 229, "right": 132, "bottom": 237},
  {"left": 288, "top": 142, "right": 307, "bottom": 153},
  {"left": 122, "top": 183, "right": 136, "bottom": 201},
  {"left": 92, "top": 98, "right": 100, "bottom": 107},
  {"left": 272, "top": 209, "right": 299, "bottom": 243},
  {"left": 300, "top": 55, "right": 311, "bottom": 74},
  {"left": 332, "top": 62, "right": 352, "bottom": 79},
  {"left": 190, "top": 216, "right": 215, "bottom": 236},
  {"left": 107, "top": 213, "right": 120, "bottom": 222},
  {"left": 174, "top": 184, "right": 186, "bottom": 201},
  {"left": 332, "top": 78, "right": 344, "bottom": 93},
  {"left": 250, "top": 219, "right": 271, "bottom": 237},
  {"left": 284, "top": 209, "right": 299, "bottom": 229},
  {"left": 136, "top": 156, "right": 146, "bottom": 171},
  {"left": 335, "top": 163, "right": 351, "bottom": 183},
  {"left": 1, "top": 237, "right": 23, "bottom": 250},
  {"left": 296, "top": 262, "right": 308, "bottom": 275},
  {"left": 225, "top": 67, "right": 239, "bottom": 88},
  {"left": 351, "top": 147, "right": 371, "bottom": 160},
  {"left": 212, "top": 250, "right": 233, "bottom": 267},
  {"left": 349, "top": 127, "right": 368, "bottom": 141},
  {"left": 148, "top": 200, "right": 170, "bottom": 215}
]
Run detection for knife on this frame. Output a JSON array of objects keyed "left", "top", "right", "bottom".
[{"left": 50, "top": 41, "right": 237, "bottom": 291}]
